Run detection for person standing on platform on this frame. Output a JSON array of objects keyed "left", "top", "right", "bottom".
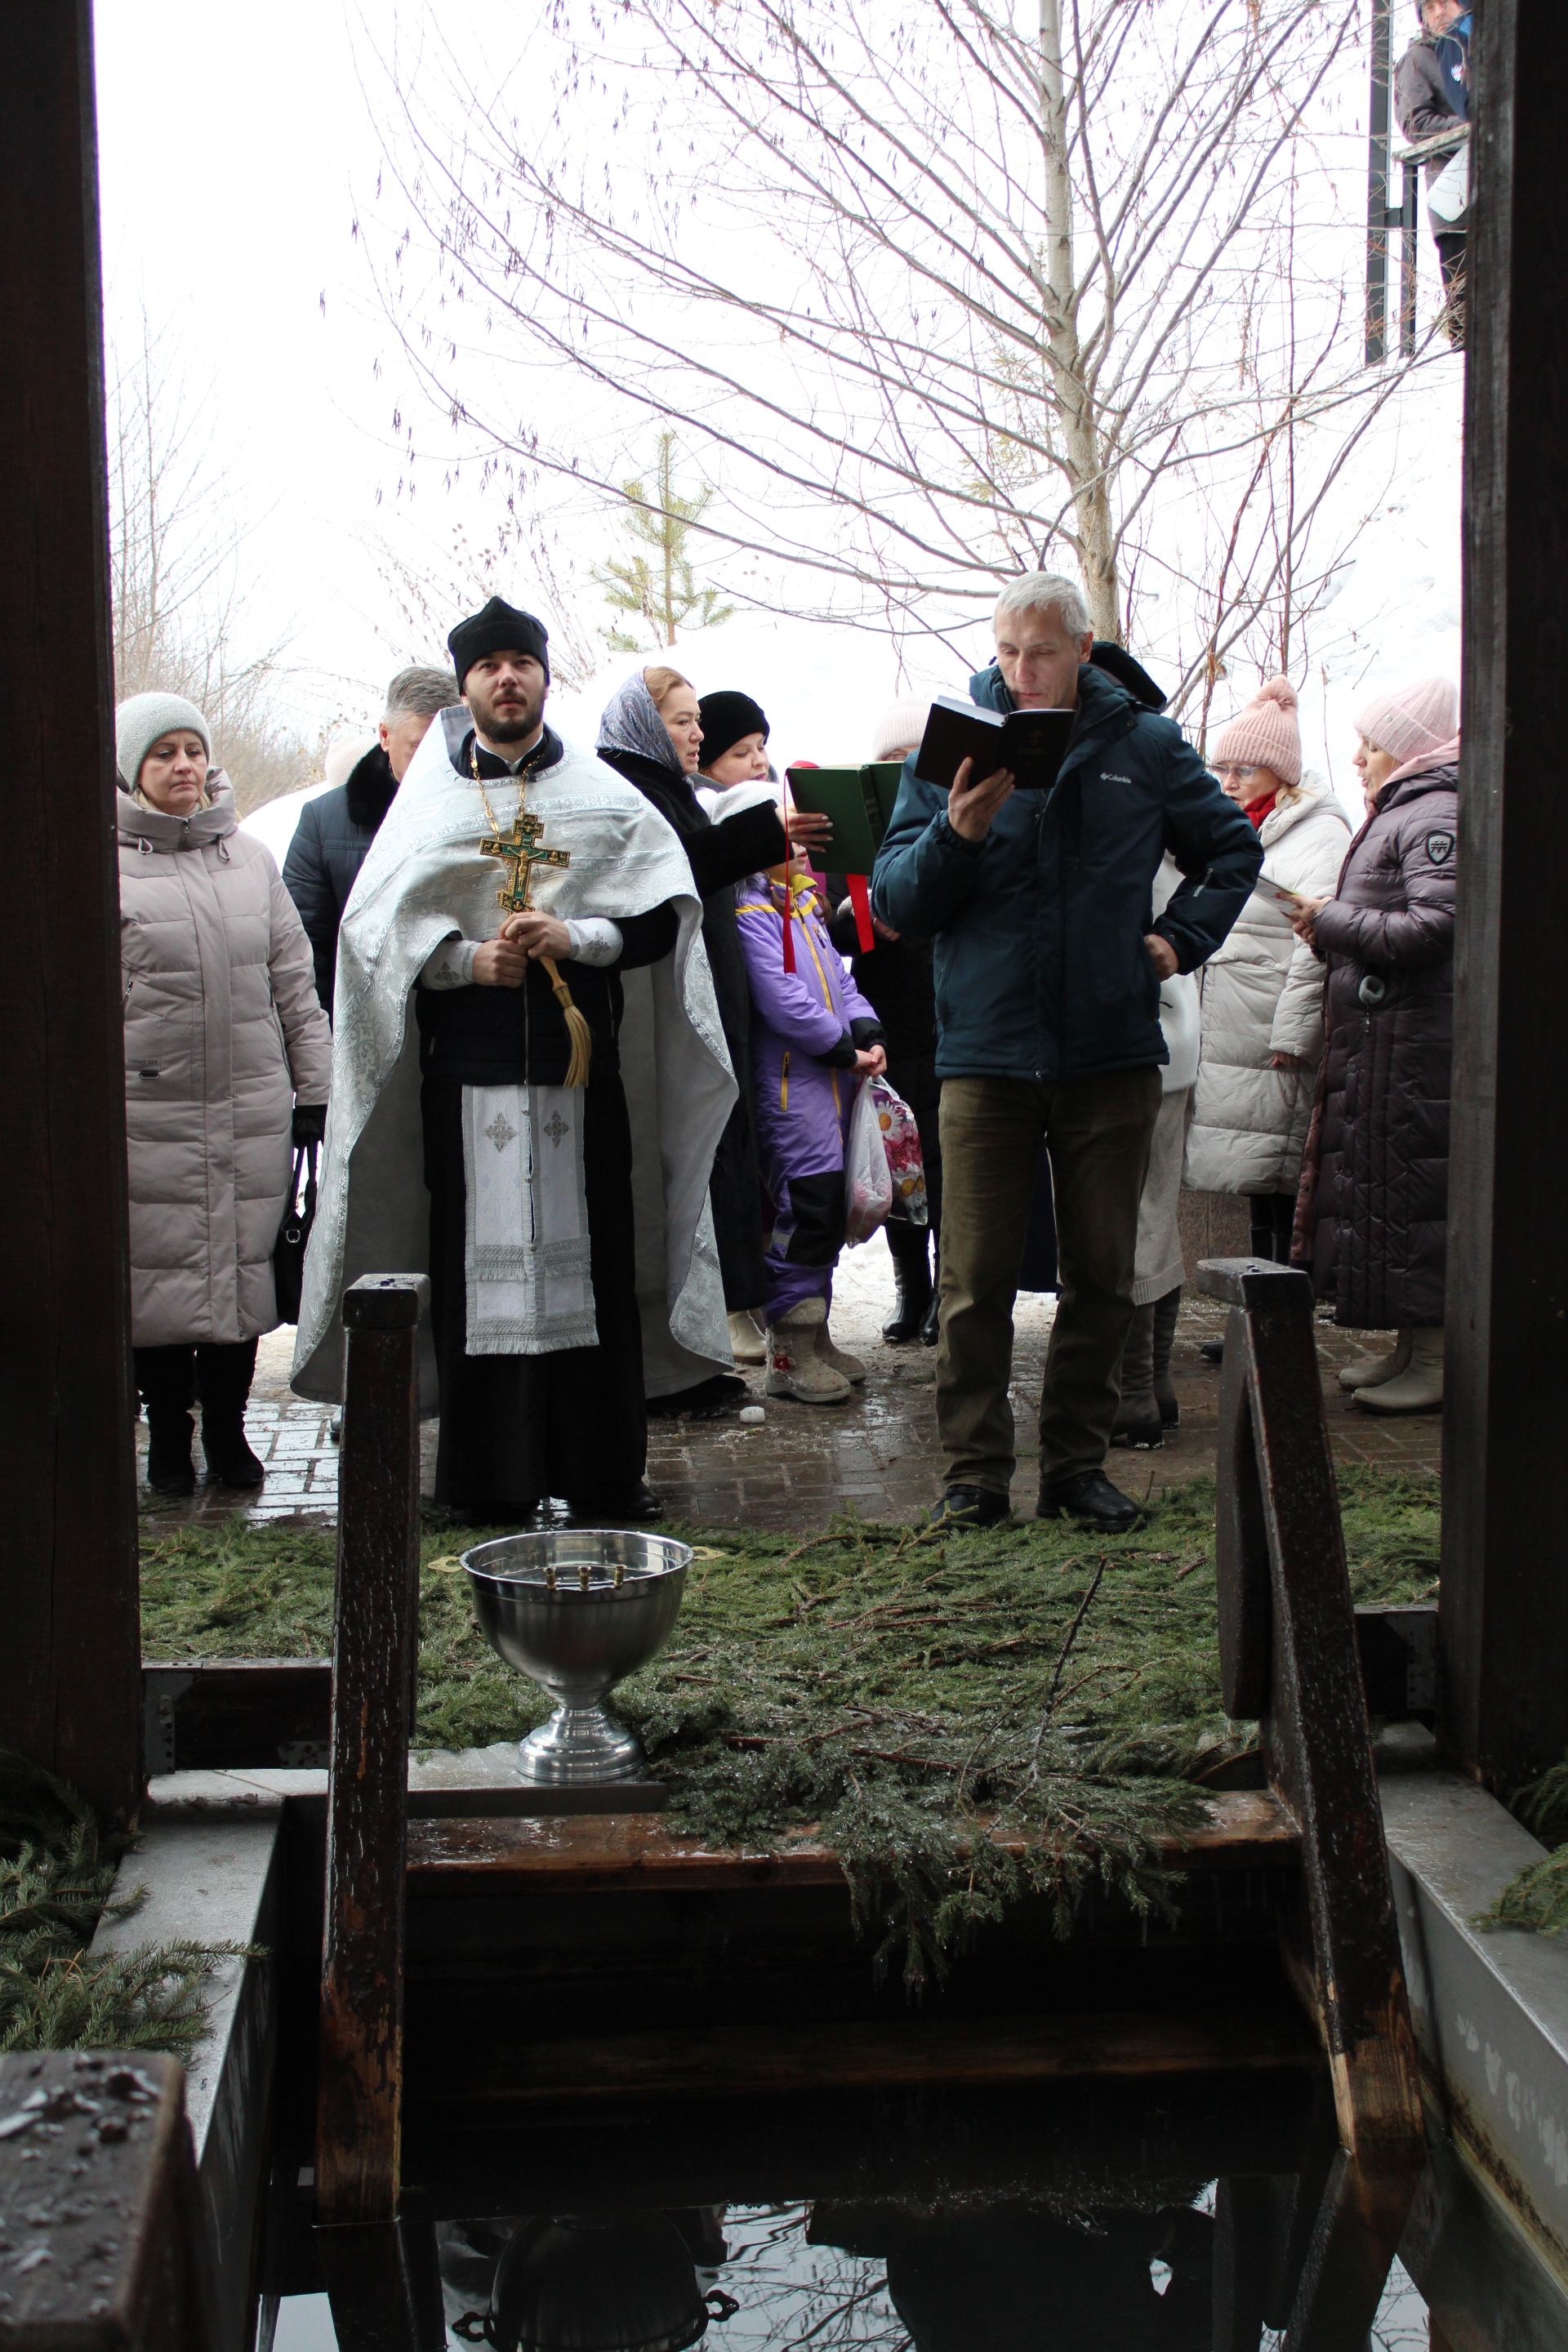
[
  {"left": 292, "top": 598, "right": 735, "bottom": 1524},
  {"left": 117, "top": 693, "right": 332, "bottom": 1494},
  {"left": 595, "top": 670, "right": 792, "bottom": 1405},
  {"left": 1185, "top": 678, "right": 1350, "bottom": 1365},
  {"left": 873, "top": 573, "right": 1260, "bottom": 1531},
  {"left": 283, "top": 665, "right": 457, "bottom": 1018},
  {"left": 1396, "top": 0, "right": 1472, "bottom": 345},
  {"left": 1290, "top": 675, "right": 1459, "bottom": 1416},
  {"left": 736, "top": 858, "right": 886, "bottom": 1402}
]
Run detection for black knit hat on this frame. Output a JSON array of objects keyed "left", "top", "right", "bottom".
[
  {"left": 447, "top": 596, "right": 550, "bottom": 689},
  {"left": 697, "top": 689, "right": 769, "bottom": 767}
]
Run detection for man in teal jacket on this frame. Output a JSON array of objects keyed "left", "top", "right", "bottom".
[{"left": 872, "top": 574, "right": 1260, "bottom": 1530}]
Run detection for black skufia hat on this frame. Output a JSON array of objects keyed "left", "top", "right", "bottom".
[{"left": 448, "top": 596, "right": 550, "bottom": 688}]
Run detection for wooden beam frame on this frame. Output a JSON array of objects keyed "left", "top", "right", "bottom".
[
  {"left": 1200, "top": 1259, "right": 1424, "bottom": 2180},
  {"left": 0, "top": 2, "right": 140, "bottom": 1822},
  {"left": 1442, "top": 0, "right": 1568, "bottom": 1793}
]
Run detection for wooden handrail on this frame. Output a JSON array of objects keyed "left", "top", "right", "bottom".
[{"left": 1200, "top": 1257, "right": 1424, "bottom": 2166}]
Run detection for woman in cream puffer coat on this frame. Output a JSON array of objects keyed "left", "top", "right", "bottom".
[
  {"left": 1184, "top": 679, "right": 1350, "bottom": 1257},
  {"left": 118, "top": 693, "right": 332, "bottom": 1495}
]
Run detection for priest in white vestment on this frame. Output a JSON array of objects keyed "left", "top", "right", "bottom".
[{"left": 292, "top": 597, "right": 736, "bottom": 1521}]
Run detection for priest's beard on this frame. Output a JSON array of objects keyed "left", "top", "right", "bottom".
[{"left": 466, "top": 673, "right": 546, "bottom": 750}]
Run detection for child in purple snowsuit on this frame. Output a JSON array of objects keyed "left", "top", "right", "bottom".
[{"left": 735, "top": 863, "right": 887, "bottom": 1403}]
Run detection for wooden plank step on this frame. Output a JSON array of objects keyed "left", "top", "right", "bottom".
[
  {"left": 409, "top": 2002, "right": 1321, "bottom": 2111},
  {"left": 405, "top": 1788, "right": 1298, "bottom": 1895}
]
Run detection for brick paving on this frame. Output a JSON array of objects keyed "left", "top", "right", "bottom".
[{"left": 136, "top": 1231, "right": 1441, "bottom": 1537}]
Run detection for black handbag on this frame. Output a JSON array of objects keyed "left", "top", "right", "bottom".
[{"left": 273, "top": 1143, "right": 318, "bottom": 1325}]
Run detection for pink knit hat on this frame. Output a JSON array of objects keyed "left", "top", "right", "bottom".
[
  {"left": 1352, "top": 675, "right": 1459, "bottom": 763},
  {"left": 1210, "top": 676, "right": 1302, "bottom": 789},
  {"left": 869, "top": 697, "right": 929, "bottom": 764}
]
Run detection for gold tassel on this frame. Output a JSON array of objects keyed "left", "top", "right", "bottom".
[{"left": 542, "top": 956, "right": 592, "bottom": 1088}]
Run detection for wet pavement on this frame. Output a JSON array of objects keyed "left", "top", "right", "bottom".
[{"left": 137, "top": 1232, "right": 1441, "bottom": 1534}]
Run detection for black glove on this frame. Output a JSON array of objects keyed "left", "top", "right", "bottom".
[{"left": 292, "top": 1103, "right": 327, "bottom": 1148}]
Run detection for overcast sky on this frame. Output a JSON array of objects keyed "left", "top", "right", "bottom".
[{"left": 91, "top": 0, "right": 1463, "bottom": 794}]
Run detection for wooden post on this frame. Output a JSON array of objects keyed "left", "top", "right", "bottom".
[
  {"left": 0, "top": 3, "right": 140, "bottom": 1822},
  {"left": 1443, "top": 0, "right": 1568, "bottom": 1793},
  {"left": 1200, "top": 1260, "right": 1425, "bottom": 2176},
  {"left": 315, "top": 1273, "right": 437, "bottom": 2350}
]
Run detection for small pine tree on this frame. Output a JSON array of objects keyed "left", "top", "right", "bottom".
[{"left": 592, "top": 432, "right": 734, "bottom": 651}]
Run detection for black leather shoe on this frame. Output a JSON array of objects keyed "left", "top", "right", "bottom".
[
  {"left": 1036, "top": 1470, "right": 1145, "bottom": 1532},
  {"left": 1199, "top": 1338, "right": 1224, "bottom": 1365},
  {"left": 927, "top": 1485, "right": 1010, "bottom": 1528},
  {"left": 566, "top": 1481, "right": 663, "bottom": 1524}
]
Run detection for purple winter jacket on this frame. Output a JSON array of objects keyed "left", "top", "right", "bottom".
[{"left": 736, "top": 874, "right": 884, "bottom": 1183}]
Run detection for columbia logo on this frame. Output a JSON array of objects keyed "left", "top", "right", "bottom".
[{"left": 1101, "top": 770, "right": 1133, "bottom": 784}]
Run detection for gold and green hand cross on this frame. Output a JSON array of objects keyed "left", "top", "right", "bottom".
[{"left": 479, "top": 809, "right": 572, "bottom": 913}]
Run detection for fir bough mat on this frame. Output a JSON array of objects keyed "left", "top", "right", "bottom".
[
  {"left": 141, "top": 1468, "right": 1441, "bottom": 1988},
  {"left": 1481, "top": 1757, "right": 1568, "bottom": 1940},
  {"left": 0, "top": 1753, "right": 243, "bottom": 2055}
]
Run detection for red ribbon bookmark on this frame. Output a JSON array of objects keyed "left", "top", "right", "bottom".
[{"left": 848, "top": 872, "right": 875, "bottom": 953}]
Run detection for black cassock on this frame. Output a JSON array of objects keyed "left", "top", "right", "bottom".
[{"left": 415, "top": 746, "right": 679, "bottom": 1517}]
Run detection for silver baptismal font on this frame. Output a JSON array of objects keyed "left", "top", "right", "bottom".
[{"left": 461, "top": 1528, "right": 693, "bottom": 1785}]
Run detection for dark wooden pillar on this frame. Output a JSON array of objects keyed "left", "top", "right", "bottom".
[
  {"left": 0, "top": 6, "right": 140, "bottom": 1819},
  {"left": 1443, "top": 0, "right": 1568, "bottom": 1790}
]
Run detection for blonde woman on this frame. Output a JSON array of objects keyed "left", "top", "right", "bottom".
[
  {"left": 597, "top": 666, "right": 786, "bottom": 1410},
  {"left": 118, "top": 693, "right": 331, "bottom": 1493}
]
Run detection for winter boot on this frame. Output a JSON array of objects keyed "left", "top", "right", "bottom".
[
  {"left": 145, "top": 1410, "right": 196, "bottom": 1496},
  {"left": 1352, "top": 1327, "right": 1443, "bottom": 1415},
  {"left": 1337, "top": 1330, "right": 1414, "bottom": 1392},
  {"left": 764, "top": 1298, "right": 852, "bottom": 1405},
  {"left": 1151, "top": 1285, "right": 1182, "bottom": 1430},
  {"left": 135, "top": 1345, "right": 198, "bottom": 1495},
  {"left": 881, "top": 1224, "right": 933, "bottom": 1343},
  {"left": 920, "top": 1247, "right": 942, "bottom": 1347},
  {"left": 197, "top": 1342, "right": 266, "bottom": 1487},
  {"left": 817, "top": 1317, "right": 867, "bottom": 1384},
  {"left": 727, "top": 1309, "right": 767, "bottom": 1366},
  {"left": 1111, "top": 1303, "right": 1162, "bottom": 1450}
]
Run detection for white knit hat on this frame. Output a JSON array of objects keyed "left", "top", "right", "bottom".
[
  {"left": 1211, "top": 676, "right": 1302, "bottom": 789},
  {"left": 115, "top": 692, "right": 211, "bottom": 791},
  {"left": 1352, "top": 675, "right": 1459, "bottom": 763},
  {"left": 869, "top": 697, "right": 928, "bottom": 764}
]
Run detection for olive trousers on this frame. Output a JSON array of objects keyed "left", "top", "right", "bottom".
[{"left": 935, "top": 1067, "right": 1163, "bottom": 1494}]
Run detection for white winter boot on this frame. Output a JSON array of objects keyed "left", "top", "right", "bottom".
[
  {"left": 817, "top": 1317, "right": 866, "bottom": 1384},
  {"left": 764, "top": 1298, "right": 853, "bottom": 1404},
  {"left": 1338, "top": 1330, "right": 1414, "bottom": 1392},
  {"left": 1352, "top": 1327, "right": 1443, "bottom": 1415},
  {"left": 727, "top": 1309, "right": 767, "bottom": 1366}
]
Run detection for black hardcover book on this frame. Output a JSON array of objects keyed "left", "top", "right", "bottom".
[{"left": 914, "top": 695, "right": 1076, "bottom": 792}]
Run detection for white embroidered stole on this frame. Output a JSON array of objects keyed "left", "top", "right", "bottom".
[{"left": 461, "top": 1085, "right": 597, "bottom": 1355}]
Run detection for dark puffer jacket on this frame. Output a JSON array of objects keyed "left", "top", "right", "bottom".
[
  {"left": 281, "top": 746, "right": 399, "bottom": 1016},
  {"left": 872, "top": 662, "right": 1260, "bottom": 1085},
  {"left": 1296, "top": 758, "right": 1457, "bottom": 1330}
]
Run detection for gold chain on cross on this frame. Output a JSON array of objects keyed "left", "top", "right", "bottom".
[{"left": 471, "top": 744, "right": 571, "bottom": 913}]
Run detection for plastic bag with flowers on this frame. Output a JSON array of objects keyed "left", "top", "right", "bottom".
[{"left": 846, "top": 1075, "right": 929, "bottom": 1245}]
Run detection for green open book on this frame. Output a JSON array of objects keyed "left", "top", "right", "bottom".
[{"left": 783, "top": 763, "right": 906, "bottom": 873}]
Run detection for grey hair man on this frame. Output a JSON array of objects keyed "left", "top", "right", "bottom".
[
  {"left": 283, "top": 664, "right": 458, "bottom": 1018},
  {"left": 872, "top": 572, "right": 1261, "bottom": 1532}
]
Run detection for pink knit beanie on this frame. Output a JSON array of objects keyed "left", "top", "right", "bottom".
[
  {"left": 1211, "top": 677, "right": 1302, "bottom": 789},
  {"left": 869, "top": 697, "right": 929, "bottom": 764},
  {"left": 1352, "top": 675, "right": 1459, "bottom": 763}
]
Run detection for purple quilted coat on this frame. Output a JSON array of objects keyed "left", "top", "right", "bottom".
[{"left": 1294, "top": 753, "right": 1457, "bottom": 1330}]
